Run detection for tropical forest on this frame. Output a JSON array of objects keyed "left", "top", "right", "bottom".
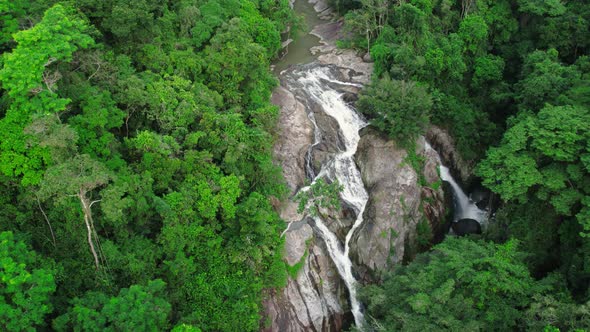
[{"left": 0, "top": 0, "right": 588, "bottom": 331}]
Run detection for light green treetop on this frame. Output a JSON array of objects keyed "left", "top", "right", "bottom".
[
  {"left": 0, "top": 231, "right": 56, "bottom": 331},
  {"left": 0, "top": 4, "right": 94, "bottom": 185}
]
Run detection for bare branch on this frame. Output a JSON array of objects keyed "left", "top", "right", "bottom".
[
  {"left": 44, "top": 57, "right": 58, "bottom": 67},
  {"left": 42, "top": 70, "right": 62, "bottom": 94},
  {"left": 87, "top": 62, "right": 101, "bottom": 81},
  {"left": 36, "top": 195, "right": 56, "bottom": 248},
  {"left": 80, "top": 194, "right": 100, "bottom": 270},
  {"left": 89, "top": 199, "right": 102, "bottom": 208}
]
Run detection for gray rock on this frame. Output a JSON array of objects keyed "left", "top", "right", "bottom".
[
  {"left": 350, "top": 129, "right": 421, "bottom": 282},
  {"left": 310, "top": 106, "right": 344, "bottom": 174},
  {"left": 317, "top": 50, "right": 373, "bottom": 84},
  {"left": 272, "top": 86, "right": 314, "bottom": 193},
  {"left": 282, "top": 38, "right": 294, "bottom": 49},
  {"left": 426, "top": 126, "right": 472, "bottom": 183},
  {"left": 266, "top": 78, "right": 348, "bottom": 332},
  {"left": 349, "top": 130, "right": 446, "bottom": 282},
  {"left": 319, "top": 202, "right": 356, "bottom": 244},
  {"left": 311, "top": 21, "right": 342, "bottom": 47},
  {"left": 262, "top": 229, "right": 347, "bottom": 332},
  {"left": 309, "top": 0, "right": 330, "bottom": 14},
  {"left": 419, "top": 137, "right": 447, "bottom": 238},
  {"left": 309, "top": 20, "right": 373, "bottom": 84}
]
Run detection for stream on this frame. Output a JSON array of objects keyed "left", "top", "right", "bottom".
[
  {"left": 275, "top": 1, "right": 370, "bottom": 329},
  {"left": 273, "top": 0, "right": 324, "bottom": 73},
  {"left": 283, "top": 64, "right": 368, "bottom": 330},
  {"left": 272, "top": 1, "right": 490, "bottom": 329}
]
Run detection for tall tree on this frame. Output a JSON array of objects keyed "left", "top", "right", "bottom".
[
  {"left": 357, "top": 76, "right": 432, "bottom": 145},
  {"left": 0, "top": 4, "right": 94, "bottom": 185},
  {"left": 38, "top": 155, "right": 112, "bottom": 269}
]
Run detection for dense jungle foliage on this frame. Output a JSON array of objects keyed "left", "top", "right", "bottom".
[
  {"left": 0, "top": 0, "right": 295, "bottom": 330},
  {"left": 339, "top": 0, "right": 590, "bottom": 330},
  {"left": 2, "top": 0, "right": 590, "bottom": 331}
]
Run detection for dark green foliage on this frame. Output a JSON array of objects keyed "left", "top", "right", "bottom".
[
  {"left": 477, "top": 104, "right": 590, "bottom": 232},
  {"left": 0, "top": 231, "right": 56, "bottom": 331},
  {"left": 0, "top": 0, "right": 28, "bottom": 50},
  {"left": 357, "top": 77, "right": 432, "bottom": 145},
  {"left": 0, "top": 4, "right": 94, "bottom": 186},
  {"left": 54, "top": 279, "right": 171, "bottom": 331},
  {"left": 0, "top": 0, "right": 295, "bottom": 330},
  {"left": 515, "top": 49, "right": 580, "bottom": 111},
  {"left": 362, "top": 238, "right": 544, "bottom": 331}
]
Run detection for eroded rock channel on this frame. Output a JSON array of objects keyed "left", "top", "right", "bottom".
[{"left": 263, "top": 1, "right": 447, "bottom": 331}]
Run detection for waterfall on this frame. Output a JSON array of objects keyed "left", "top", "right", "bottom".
[
  {"left": 424, "top": 141, "right": 488, "bottom": 224},
  {"left": 439, "top": 165, "right": 487, "bottom": 224},
  {"left": 287, "top": 65, "right": 368, "bottom": 329},
  {"left": 304, "top": 111, "right": 322, "bottom": 179}
]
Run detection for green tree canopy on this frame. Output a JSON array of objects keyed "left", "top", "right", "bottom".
[
  {"left": 361, "top": 238, "right": 540, "bottom": 331},
  {"left": 477, "top": 104, "right": 590, "bottom": 233},
  {"left": 54, "top": 279, "right": 171, "bottom": 331},
  {"left": 357, "top": 76, "right": 432, "bottom": 145},
  {"left": 0, "top": 4, "right": 94, "bottom": 185},
  {"left": 0, "top": 231, "right": 56, "bottom": 331}
]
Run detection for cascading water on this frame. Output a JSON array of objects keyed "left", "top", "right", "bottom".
[
  {"left": 305, "top": 111, "right": 322, "bottom": 179},
  {"left": 439, "top": 166, "right": 488, "bottom": 224},
  {"left": 425, "top": 139, "right": 488, "bottom": 225},
  {"left": 284, "top": 64, "right": 369, "bottom": 329}
]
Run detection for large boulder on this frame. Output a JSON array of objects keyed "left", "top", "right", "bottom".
[
  {"left": 309, "top": 19, "right": 373, "bottom": 85},
  {"left": 262, "top": 223, "right": 347, "bottom": 332},
  {"left": 272, "top": 86, "right": 314, "bottom": 193},
  {"left": 452, "top": 218, "right": 482, "bottom": 236},
  {"left": 426, "top": 126, "right": 471, "bottom": 184},
  {"left": 349, "top": 129, "right": 446, "bottom": 282},
  {"left": 309, "top": 104, "right": 345, "bottom": 175}
]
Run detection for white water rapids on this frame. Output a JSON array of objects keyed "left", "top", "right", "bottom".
[
  {"left": 439, "top": 166, "right": 488, "bottom": 224},
  {"left": 288, "top": 65, "right": 368, "bottom": 329},
  {"left": 424, "top": 141, "right": 487, "bottom": 224}
]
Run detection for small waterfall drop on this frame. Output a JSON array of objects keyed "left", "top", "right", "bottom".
[
  {"left": 287, "top": 65, "right": 369, "bottom": 329},
  {"left": 425, "top": 141, "right": 488, "bottom": 225},
  {"left": 439, "top": 166, "right": 487, "bottom": 224}
]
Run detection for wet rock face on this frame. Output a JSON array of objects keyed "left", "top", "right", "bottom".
[
  {"left": 320, "top": 202, "right": 356, "bottom": 244},
  {"left": 310, "top": 104, "right": 344, "bottom": 175},
  {"left": 266, "top": 70, "right": 349, "bottom": 332},
  {"left": 350, "top": 129, "right": 422, "bottom": 282},
  {"left": 349, "top": 130, "right": 447, "bottom": 283},
  {"left": 262, "top": 224, "right": 347, "bottom": 332},
  {"left": 420, "top": 137, "right": 448, "bottom": 241},
  {"left": 272, "top": 86, "right": 314, "bottom": 193},
  {"left": 426, "top": 126, "right": 471, "bottom": 183}
]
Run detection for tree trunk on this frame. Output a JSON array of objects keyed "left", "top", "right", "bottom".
[{"left": 79, "top": 191, "right": 100, "bottom": 269}]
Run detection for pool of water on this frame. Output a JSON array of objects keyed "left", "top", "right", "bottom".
[{"left": 272, "top": 0, "right": 324, "bottom": 73}]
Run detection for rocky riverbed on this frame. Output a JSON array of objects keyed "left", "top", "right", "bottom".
[{"left": 263, "top": 1, "right": 447, "bottom": 330}]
